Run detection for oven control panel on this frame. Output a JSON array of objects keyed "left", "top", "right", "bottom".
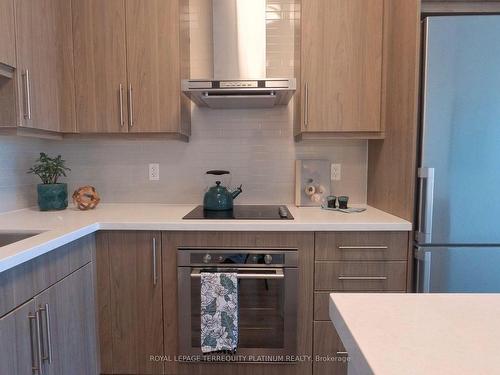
[
  {"left": 196, "top": 252, "right": 283, "bottom": 266},
  {"left": 178, "top": 248, "right": 298, "bottom": 268}
]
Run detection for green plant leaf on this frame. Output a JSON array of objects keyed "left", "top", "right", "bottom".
[{"left": 27, "top": 152, "right": 70, "bottom": 184}]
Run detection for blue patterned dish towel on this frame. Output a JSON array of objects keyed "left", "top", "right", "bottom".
[{"left": 200, "top": 272, "right": 239, "bottom": 353}]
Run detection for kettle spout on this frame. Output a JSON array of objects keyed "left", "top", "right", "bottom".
[{"left": 232, "top": 184, "right": 243, "bottom": 199}]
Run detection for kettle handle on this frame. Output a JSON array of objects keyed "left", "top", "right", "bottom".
[{"left": 206, "top": 170, "right": 230, "bottom": 176}]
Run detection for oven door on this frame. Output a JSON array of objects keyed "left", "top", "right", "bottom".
[{"left": 178, "top": 266, "right": 298, "bottom": 361}]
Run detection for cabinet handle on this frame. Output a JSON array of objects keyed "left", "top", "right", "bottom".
[
  {"left": 338, "top": 276, "right": 387, "bottom": 281},
  {"left": 22, "top": 69, "right": 32, "bottom": 120},
  {"left": 28, "top": 312, "right": 42, "bottom": 374},
  {"left": 337, "top": 245, "right": 388, "bottom": 250},
  {"left": 128, "top": 84, "right": 134, "bottom": 128},
  {"left": 304, "top": 82, "right": 309, "bottom": 128},
  {"left": 152, "top": 237, "right": 157, "bottom": 286},
  {"left": 35, "top": 310, "right": 44, "bottom": 374},
  {"left": 39, "top": 304, "right": 53, "bottom": 364},
  {"left": 119, "top": 84, "right": 124, "bottom": 127}
]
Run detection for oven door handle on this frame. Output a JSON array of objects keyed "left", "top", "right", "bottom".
[{"left": 190, "top": 268, "right": 284, "bottom": 279}]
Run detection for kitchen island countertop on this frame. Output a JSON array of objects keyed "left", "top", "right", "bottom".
[
  {"left": 329, "top": 293, "right": 500, "bottom": 375},
  {"left": 0, "top": 203, "right": 410, "bottom": 273}
]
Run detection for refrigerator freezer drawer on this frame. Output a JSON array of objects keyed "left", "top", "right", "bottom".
[{"left": 415, "top": 246, "right": 500, "bottom": 292}]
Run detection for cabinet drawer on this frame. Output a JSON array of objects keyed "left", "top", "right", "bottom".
[
  {"left": 313, "top": 321, "right": 348, "bottom": 375},
  {"left": 314, "top": 261, "right": 407, "bottom": 291},
  {"left": 315, "top": 232, "right": 408, "bottom": 261}
]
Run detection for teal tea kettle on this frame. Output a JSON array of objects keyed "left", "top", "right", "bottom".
[{"left": 203, "top": 170, "right": 243, "bottom": 211}]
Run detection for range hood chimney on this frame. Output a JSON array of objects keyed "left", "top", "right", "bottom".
[{"left": 182, "top": 0, "right": 296, "bottom": 109}]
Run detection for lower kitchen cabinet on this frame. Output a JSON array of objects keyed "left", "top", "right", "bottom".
[
  {"left": 0, "top": 234, "right": 94, "bottom": 318},
  {"left": 313, "top": 322, "right": 348, "bottom": 375},
  {"left": 312, "top": 231, "right": 409, "bottom": 374},
  {"left": 0, "top": 300, "right": 36, "bottom": 375},
  {"left": 96, "top": 231, "right": 163, "bottom": 374},
  {"left": 0, "top": 235, "right": 97, "bottom": 375},
  {"left": 34, "top": 263, "right": 97, "bottom": 375},
  {"left": 0, "top": 263, "right": 97, "bottom": 375}
]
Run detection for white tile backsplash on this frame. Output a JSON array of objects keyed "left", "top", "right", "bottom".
[
  {"left": 50, "top": 102, "right": 367, "bottom": 205},
  {"left": 0, "top": 126, "right": 367, "bottom": 212}
]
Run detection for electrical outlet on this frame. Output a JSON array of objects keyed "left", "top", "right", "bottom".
[
  {"left": 331, "top": 163, "right": 341, "bottom": 181},
  {"left": 149, "top": 163, "right": 160, "bottom": 181}
]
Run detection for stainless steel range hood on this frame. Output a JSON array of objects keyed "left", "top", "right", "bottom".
[
  {"left": 182, "top": 78, "right": 296, "bottom": 109},
  {"left": 182, "top": 0, "right": 296, "bottom": 109}
]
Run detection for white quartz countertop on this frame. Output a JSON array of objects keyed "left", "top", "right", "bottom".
[
  {"left": 0, "top": 203, "right": 410, "bottom": 273},
  {"left": 329, "top": 293, "right": 500, "bottom": 375}
]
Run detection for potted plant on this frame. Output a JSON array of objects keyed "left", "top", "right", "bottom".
[{"left": 28, "top": 153, "right": 71, "bottom": 211}]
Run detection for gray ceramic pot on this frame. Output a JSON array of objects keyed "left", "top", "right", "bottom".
[{"left": 37, "top": 183, "right": 68, "bottom": 211}]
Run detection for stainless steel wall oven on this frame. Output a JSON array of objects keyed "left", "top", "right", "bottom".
[{"left": 177, "top": 247, "right": 298, "bottom": 362}]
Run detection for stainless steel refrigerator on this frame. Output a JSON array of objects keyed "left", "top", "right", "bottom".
[{"left": 415, "top": 15, "right": 500, "bottom": 292}]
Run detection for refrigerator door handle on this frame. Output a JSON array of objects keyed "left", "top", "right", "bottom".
[
  {"left": 416, "top": 167, "right": 435, "bottom": 243},
  {"left": 415, "top": 246, "right": 432, "bottom": 293}
]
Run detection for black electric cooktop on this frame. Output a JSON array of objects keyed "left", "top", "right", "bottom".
[{"left": 183, "top": 205, "right": 294, "bottom": 220}]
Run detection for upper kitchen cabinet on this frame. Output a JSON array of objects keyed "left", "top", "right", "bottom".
[
  {"left": 0, "top": 0, "right": 16, "bottom": 71},
  {"left": 0, "top": 0, "right": 16, "bottom": 128},
  {"left": 295, "top": 0, "right": 385, "bottom": 140},
  {"left": 126, "top": 0, "right": 190, "bottom": 135},
  {"left": 72, "top": 0, "right": 128, "bottom": 133},
  {"left": 13, "top": 0, "right": 76, "bottom": 133},
  {"left": 72, "top": 0, "right": 190, "bottom": 137},
  {"left": 367, "top": 0, "right": 420, "bottom": 222}
]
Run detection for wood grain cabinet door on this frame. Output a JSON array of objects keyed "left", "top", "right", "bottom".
[
  {"left": 34, "top": 263, "right": 98, "bottom": 375},
  {"left": 125, "top": 0, "right": 186, "bottom": 134},
  {"left": 0, "top": 0, "right": 16, "bottom": 68},
  {"left": 96, "top": 231, "right": 164, "bottom": 374},
  {"left": 72, "top": 0, "right": 129, "bottom": 133},
  {"left": 15, "top": 0, "right": 39, "bottom": 128},
  {"left": 313, "top": 321, "right": 348, "bottom": 375},
  {"left": 301, "top": 0, "right": 384, "bottom": 133},
  {"left": 14, "top": 0, "right": 75, "bottom": 132},
  {"left": 0, "top": 300, "right": 37, "bottom": 375}
]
